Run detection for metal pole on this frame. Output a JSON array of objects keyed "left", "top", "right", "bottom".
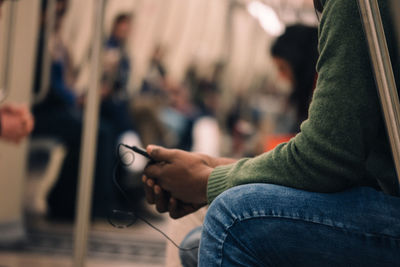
[
  {"left": 72, "top": 0, "right": 105, "bottom": 266},
  {"left": 0, "top": 0, "right": 17, "bottom": 103},
  {"left": 34, "top": 0, "right": 56, "bottom": 104},
  {"left": 357, "top": 0, "right": 400, "bottom": 191}
]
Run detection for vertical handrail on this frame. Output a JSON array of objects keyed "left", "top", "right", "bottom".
[
  {"left": 34, "top": 0, "right": 56, "bottom": 104},
  {"left": 357, "top": 0, "right": 400, "bottom": 192},
  {"left": 72, "top": 0, "right": 105, "bottom": 266},
  {"left": 0, "top": 0, "right": 17, "bottom": 103}
]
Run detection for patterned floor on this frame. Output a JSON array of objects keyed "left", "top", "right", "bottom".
[
  {"left": 20, "top": 229, "right": 165, "bottom": 264},
  {"left": 0, "top": 214, "right": 168, "bottom": 266}
]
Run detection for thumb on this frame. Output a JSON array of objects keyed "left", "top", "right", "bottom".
[{"left": 147, "top": 145, "right": 175, "bottom": 162}]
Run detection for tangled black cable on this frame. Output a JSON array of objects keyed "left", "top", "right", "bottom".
[{"left": 107, "top": 143, "right": 199, "bottom": 251}]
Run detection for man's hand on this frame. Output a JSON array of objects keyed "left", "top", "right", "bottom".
[
  {"left": 142, "top": 175, "right": 205, "bottom": 219},
  {"left": 144, "top": 145, "right": 213, "bottom": 205},
  {"left": 0, "top": 104, "right": 34, "bottom": 143}
]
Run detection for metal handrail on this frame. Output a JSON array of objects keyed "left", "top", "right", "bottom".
[
  {"left": 357, "top": 0, "right": 400, "bottom": 192},
  {"left": 34, "top": 0, "right": 56, "bottom": 105},
  {"left": 0, "top": 0, "right": 17, "bottom": 103},
  {"left": 72, "top": 0, "right": 105, "bottom": 266}
]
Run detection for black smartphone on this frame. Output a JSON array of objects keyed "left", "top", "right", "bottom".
[{"left": 121, "top": 144, "right": 155, "bottom": 162}]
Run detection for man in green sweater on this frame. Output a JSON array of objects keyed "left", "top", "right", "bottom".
[{"left": 143, "top": 0, "right": 400, "bottom": 265}]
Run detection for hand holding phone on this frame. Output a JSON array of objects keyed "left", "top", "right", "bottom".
[{"left": 121, "top": 144, "right": 155, "bottom": 162}]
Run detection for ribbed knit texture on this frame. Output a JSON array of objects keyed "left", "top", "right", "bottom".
[{"left": 207, "top": 0, "right": 400, "bottom": 204}]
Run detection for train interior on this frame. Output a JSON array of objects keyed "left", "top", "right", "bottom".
[{"left": 0, "top": 0, "right": 398, "bottom": 266}]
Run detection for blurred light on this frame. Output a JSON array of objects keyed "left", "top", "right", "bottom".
[{"left": 247, "top": 1, "right": 285, "bottom": 37}]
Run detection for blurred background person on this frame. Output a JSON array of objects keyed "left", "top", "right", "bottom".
[
  {"left": 101, "top": 13, "right": 135, "bottom": 139},
  {"left": 140, "top": 44, "right": 168, "bottom": 97},
  {"left": 101, "top": 13, "right": 152, "bottom": 213},
  {"left": 271, "top": 24, "right": 318, "bottom": 133},
  {"left": 227, "top": 24, "right": 319, "bottom": 158},
  {"left": 32, "top": 0, "right": 117, "bottom": 220},
  {"left": 183, "top": 63, "right": 223, "bottom": 156}
]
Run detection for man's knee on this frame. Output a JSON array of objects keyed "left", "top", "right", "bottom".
[
  {"left": 203, "top": 183, "right": 301, "bottom": 238},
  {"left": 207, "top": 184, "right": 286, "bottom": 216},
  {"left": 200, "top": 184, "right": 289, "bottom": 266}
]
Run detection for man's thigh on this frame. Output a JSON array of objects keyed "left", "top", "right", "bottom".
[{"left": 199, "top": 184, "right": 400, "bottom": 267}]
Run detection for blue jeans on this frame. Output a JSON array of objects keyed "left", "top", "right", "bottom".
[{"left": 180, "top": 184, "right": 400, "bottom": 267}]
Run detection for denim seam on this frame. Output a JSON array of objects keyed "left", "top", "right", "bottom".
[
  {"left": 219, "top": 217, "right": 240, "bottom": 267},
  {"left": 202, "top": 220, "right": 228, "bottom": 267},
  {"left": 219, "top": 215, "right": 270, "bottom": 267}
]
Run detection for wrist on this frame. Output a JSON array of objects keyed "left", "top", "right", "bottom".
[
  {"left": 199, "top": 165, "right": 213, "bottom": 204},
  {"left": 210, "top": 156, "right": 237, "bottom": 168}
]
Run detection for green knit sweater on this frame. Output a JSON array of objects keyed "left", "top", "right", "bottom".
[{"left": 207, "top": 0, "right": 400, "bottom": 203}]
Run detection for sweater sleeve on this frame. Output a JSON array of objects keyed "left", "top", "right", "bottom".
[{"left": 207, "top": 0, "right": 386, "bottom": 203}]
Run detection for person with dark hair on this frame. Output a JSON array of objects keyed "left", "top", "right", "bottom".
[
  {"left": 314, "top": 0, "right": 324, "bottom": 13},
  {"left": 142, "top": 0, "right": 400, "bottom": 265},
  {"left": 271, "top": 24, "right": 319, "bottom": 132}
]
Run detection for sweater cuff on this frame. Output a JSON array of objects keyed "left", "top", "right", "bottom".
[{"left": 207, "top": 164, "right": 234, "bottom": 204}]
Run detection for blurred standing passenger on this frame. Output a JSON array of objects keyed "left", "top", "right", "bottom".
[
  {"left": 32, "top": 0, "right": 117, "bottom": 219},
  {"left": 140, "top": 45, "right": 168, "bottom": 97},
  {"left": 102, "top": 13, "right": 148, "bottom": 175},
  {"left": 101, "top": 14, "right": 135, "bottom": 137},
  {"left": 133, "top": 45, "right": 170, "bottom": 149}
]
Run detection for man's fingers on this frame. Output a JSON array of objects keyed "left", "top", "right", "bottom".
[
  {"left": 169, "top": 198, "right": 190, "bottom": 219},
  {"left": 146, "top": 145, "right": 175, "bottom": 162},
  {"left": 144, "top": 164, "right": 170, "bottom": 190},
  {"left": 154, "top": 185, "right": 168, "bottom": 213},
  {"left": 143, "top": 174, "right": 170, "bottom": 214},
  {"left": 168, "top": 198, "right": 197, "bottom": 219},
  {"left": 144, "top": 163, "right": 162, "bottom": 180},
  {"left": 168, "top": 198, "right": 180, "bottom": 219},
  {"left": 142, "top": 175, "right": 155, "bottom": 204}
]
